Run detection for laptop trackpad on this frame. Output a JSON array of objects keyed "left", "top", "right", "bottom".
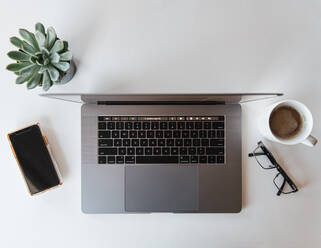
[{"left": 125, "top": 165, "right": 198, "bottom": 212}]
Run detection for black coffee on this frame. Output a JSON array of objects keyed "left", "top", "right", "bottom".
[{"left": 269, "top": 105, "right": 303, "bottom": 140}]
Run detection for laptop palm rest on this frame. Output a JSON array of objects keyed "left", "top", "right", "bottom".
[{"left": 125, "top": 165, "right": 198, "bottom": 212}]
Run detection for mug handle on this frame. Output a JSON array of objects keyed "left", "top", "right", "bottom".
[{"left": 301, "top": 135, "right": 318, "bottom": 147}]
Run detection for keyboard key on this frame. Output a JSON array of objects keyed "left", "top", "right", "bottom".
[
  {"left": 125, "top": 156, "right": 135, "bottom": 164},
  {"left": 107, "top": 122, "right": 115, "bottom": 129},
  {"left": 145, "top": 148, "right": 153, "bottom": 155},
  {"left": 119, "top": 148, "right": 126, "bottom": 155},
  {"left": 127, "top": 148, "right": 135, "bottom": 155},
  {"left": 201, "top": 139, "right": 209, "bottom": 146},
  {"left": 193, "top": 139, "right": 200, "bottom": 146},
  {"left": 107, "top": 156, "right": 116, "bottom": 164},
  {"left": 138, "top": 131, "right": 146, "bottom": 138},
  {"left": 114, "top": 139, "right": 122, "bottom": 146},
  {"left": 217, "top": 130, "right": 225, "bottom": 138},
  {"left": 158, "top": 139, "right": 165, "bottom": 146},
  {"left": 136, "top": 148, "right": 144, "bottom": 155},
  {"left": 173, "top": 130, "right": 181, "bottom": 138},
  {"left": 166, "top": 139, "right": 174, "bottom": 146},
  {"left": 136, "top": 156, "right": 179, "bottom": 164},
  {"left": 98, "top": 131, "right": 110, "bottom": 138},
  {"left": 131, "top": 139, "right": 139, "bottom": 146},
  {"left": 169, "top": 122, "right": 177, "bottom": 129},
  {"left": 151, "top": 122, "right": 159, "bottom": 129},
  {"left": 149, "top": 139, "right": 157, "bottom": 146},
  {"left": 162, "top": 147, "right": 170, "bottom": 155},
  {"left": 186, "top": 122, "right": 194, "bottom": 129},
  {"left": 116, "top": 122, "right": 124, "bottom": 130},
  {"left": 98, "top": 156, "right": 106, "bottom": 164},
  {"left": 171, "top": 147, "right": 179, "bottom": 155},
  {"left": 188, "top": 148, "right": 196, "bottom": 155},
  {"left": 190, "top": 156, "right": 198, "bottom": 163},
  {"left": 178, "top": 122, "right": 185, "bottom": 129},
  {"left": 184, "top": 139, "right": 192, "bottom": 146},
  {"left": 112, "top": 131, "right": 120, "bottom": 138},
  {"left": 180, "top": 148, "right": 187, "bottom": 155},
  {"left": 116, "top": 156, "right": 124, "bottom": 164},
  {"left": 208, "top": 156, "right": 216, "bottom": 163},
  {"left": 199, "top": 156, "right": 207, "bottom": 163},
  {"left": 197, "top": 147, "right": 205, "bottom": 155},
  {"left": 204, "top": 122, "right": 211, "bottom": 129},
  {"left": 156, "top": 131, "right": 163, "bottom": 138},
  {"left": 123, "top": 139, "right": 130, "bottom": 146},
  {"left": 180, "top": 156, "right": 190, "bottom": 163},
  {"left": 182, "top": 131, "right": 189, "bottom": 138},
  {"left": 125, "top": 122, "right": 133, "bottom": 129},
  {"left": 175, "top": 139, "right": 183, "bottom": 146},
  {"left": 210, "top": 139, "right": 224, "bottom": 146},
  {"left": 121, "top": 130, "right": 129, "bottom": 138},
  {"left": 153, "top": 147, "right": 161, "bottom": 155},
  {"left": 143, "top": 122, "right": 150, "bottom": 129},
  {"left": 213, "top": 122, "right": 224, "bottom": 129},
  {"left": 208, "top": 130, "right": 216, "bottom": 138},
  {"left": 129, "top": 131, "right": 137, "bottom": 138},
  {"left": 206, "top": 147, "right": 224, "bottom": 155},
  {"left": 134, "top": 122, "right": 141, "bottom": 129},
  {"left": 191, "top": 131, "right": 198, "bottom": 138},
  {"left": 199, "top": 130, "right": 207, "bottom": 138},
  {"left": 98, "top": 139, "right": 113, "bottom": 147},
  {"left": 140, "top": 139, "right": 148, "bottom": 146},
  {"left": 164, "top": 131, "right": 172, "bottom": 138},
  {"left": 147, "top": 131, "right": 154, "bottom": 138},
  {"left": 98, "top": 122, "right": 106, "bottom": 130},
  {"left": 195, "top": 122, "right": 202, "bottom": 129},
  {"left": 160, "top": 122, "right": 168, "bottom": 129},
  {"left": 217, "top": 156, "right": 225, "bottom": 163},
  {"left": 99, "top": 148, "right": 117, "bottom": 155}
]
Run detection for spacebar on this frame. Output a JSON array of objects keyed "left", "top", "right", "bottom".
[{"left": 136, "top": 156, "right": 179, "bottom": 164}]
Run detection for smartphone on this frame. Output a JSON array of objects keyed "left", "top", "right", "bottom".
[{"left": 8, "top": 124, "right": 62, "bottom": 195}]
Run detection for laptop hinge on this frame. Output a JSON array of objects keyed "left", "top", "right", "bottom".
[{"left": 97, "top": 101, "right": 225, "bottom": 105}]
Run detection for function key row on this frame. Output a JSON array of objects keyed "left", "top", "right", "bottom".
[{"left": 98, "top": 116, "right": 224, "bottom": 121}]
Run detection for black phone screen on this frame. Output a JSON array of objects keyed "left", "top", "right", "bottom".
[{"left": 9, "top": 125, "right": 60, "bottom": 195}]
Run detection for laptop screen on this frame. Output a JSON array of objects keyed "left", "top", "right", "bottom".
[{"left": 40, "top": 93, "right": 282, "bottom": 104}]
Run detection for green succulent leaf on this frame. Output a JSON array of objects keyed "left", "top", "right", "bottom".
[
  {"left": 7, "top": 51, "right": 31, "bottom": 61},
  {"left": 59, "top": 51, "right": 72, "bottom": 61},
  {"left": 50, "top": 52, "right": 60, "bottom": 63},
  {"left": 41, "top": 47, "right": 50, "bottom": 57},
  {"left": 35, "top": 31, "right": 46, "bottom": 48},
  {"left": 16, "top": 72, "right": 34, "bottom": 84},
  {"left": 19, "top": 29, "right": 40, "bottom": 51},
  {"left": 27, "top": 73, "right": 42, "bottom": 89},
  {"left": 60, "top": 41, "right": 69, "bottom": 53},
  {"left": 46, "top": 27, "right": 57, "bottom": 49},
  {"left": 48, "top": 65, "right": 60, "bottom": 81},
  {"left": 35, "top": 23, "right": 46, "bottom": 35},
  {"left": 6, "top": 62, "right": 32, "bottom": 72},
  {"left": 20, "top": 64, "right": 39, "bottom": 75},
  {"left": 53, "top": 62, "right": 70, "bottom": 72},
  {"left": 22, "top": 41, "right": 37, "bottom": 56},
  {"left": 38, "top": 66, "right": 48, "bottom": 73},
  {"left": 10, "top": 37, "right": 23, "bottom": 49},
  {"left": 50, "top": 40, "right": 64, "bottom": 54},
  {"left": 42, "top": 71, "right": 52, "bottom": 91}
]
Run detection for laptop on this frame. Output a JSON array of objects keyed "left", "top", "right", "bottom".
[{"left": 41, "top": 93, "right": 282, "bottom": 213}]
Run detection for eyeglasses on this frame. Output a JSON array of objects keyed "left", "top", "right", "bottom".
[{"left": 248, "top": 141, "right": 298, "bottom": 196}]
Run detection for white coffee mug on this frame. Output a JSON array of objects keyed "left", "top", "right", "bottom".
[{"left": 258, "top": 99, "right": 317, "bottom": 147}]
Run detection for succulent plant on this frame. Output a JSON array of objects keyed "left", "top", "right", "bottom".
[{"left": 6, "top": 22, "right": 73, "bottom": 91}]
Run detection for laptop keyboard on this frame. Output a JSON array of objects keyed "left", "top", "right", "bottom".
[{"left": 97, "top": 116, "right": 225, "bottom": 165}]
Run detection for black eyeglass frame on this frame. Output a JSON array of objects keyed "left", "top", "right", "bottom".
[{"left": 249, "top": 141, "right": 298, "bottom": 196}]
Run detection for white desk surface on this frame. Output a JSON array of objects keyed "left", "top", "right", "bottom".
[{"left": 0, "top": 1, "right": 320, "bottom": 247}]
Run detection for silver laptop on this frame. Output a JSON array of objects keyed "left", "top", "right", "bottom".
[{"left": 41, "top": 93, "right": 281, "bottom": 213}]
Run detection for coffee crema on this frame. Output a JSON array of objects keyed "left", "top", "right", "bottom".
[{"left": 269, "top": 105, "right": 303, "bottom": 140}]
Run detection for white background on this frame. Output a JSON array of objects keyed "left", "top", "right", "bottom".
[{"left": 0, "top": 0, "right": 320, "bottom": 247}]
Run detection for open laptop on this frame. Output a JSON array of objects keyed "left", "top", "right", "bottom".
[{"left": 41, "top": 93, "right": 282, "bottom": 213}]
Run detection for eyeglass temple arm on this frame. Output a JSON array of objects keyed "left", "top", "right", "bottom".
[
  {"left": 276, "top": 166, "right": 298, "bottom": 192},
  {"left": 248, "top": 152, "right": 265, "bottom": 157}
]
